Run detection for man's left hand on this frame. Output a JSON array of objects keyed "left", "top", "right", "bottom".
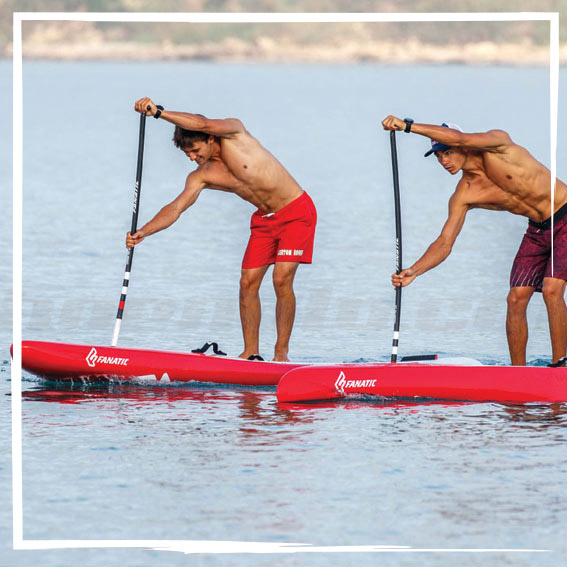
[{"left": 391, "top": 268, "right": 417, "bottom": 288}]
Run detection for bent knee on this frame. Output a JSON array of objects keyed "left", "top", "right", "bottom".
[
  {"left": 240, "top": 274, "right": 262, "bottom": 294},
  {"left": 542, "top": 280, "right": 567, "bottom": 303},
  {"left": 272, "top": 274, "right": 295, "bottom": 294},
  {"left": 507, "top": 286, "right": 534, "bottom": 310}
]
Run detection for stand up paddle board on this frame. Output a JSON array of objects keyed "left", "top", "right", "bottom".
[
  {"left": 13, "top": 341, "right": 567, "bottom": 403},
  {"left": 276, "top": 361, "right": 567, "bottom": 404},
  {"left": 14, "top": 341, "right": 306, "bottom": 386}
]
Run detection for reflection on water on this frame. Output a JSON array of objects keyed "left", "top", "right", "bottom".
[
  {"left": 15, "top": 371, "right": 567, "bottom": 552},
  {"left": 22, "top": 381, "right": 567, "bottom": 427}
]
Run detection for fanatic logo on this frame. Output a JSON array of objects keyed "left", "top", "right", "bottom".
[
  {"left": 86, "top": 347, "right": 98, "bottom": 368},
  {"left": 335, "top": 371, "right": 347, "bottom": 394},
  {"left": 85, "top": 347, "right": 129, "bottom": 368},
  {"left": 334, "top": 370, "right": 376, "bottom": 394}
]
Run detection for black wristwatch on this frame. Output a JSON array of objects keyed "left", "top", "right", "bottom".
[
  {"left": 403, "top": 118, "right": 414, "bottom": 133},
  {"left": 154, "top": 105, "right": 164, "bottom": 119}
]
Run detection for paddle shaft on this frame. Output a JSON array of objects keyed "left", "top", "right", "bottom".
[
  {"left": 111, "top": 112, "right": 147, "bottom": 346},
  {"left": 390, "top": 131, "right": 402, "bottom": 363}
]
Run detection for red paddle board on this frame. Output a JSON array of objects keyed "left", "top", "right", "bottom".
[
  {"left": 276, "top": 362, "right": 567, "bottom": 403},
  {"left": 15, "top": 340, "right": 306, "bottom": 386}
]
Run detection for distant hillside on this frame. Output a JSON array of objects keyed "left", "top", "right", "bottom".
[{"left": 3, "top": 0, "right": 567, "bottom": 63}]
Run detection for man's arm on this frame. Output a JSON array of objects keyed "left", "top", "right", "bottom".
[
  {"left": 392, "top": 189, "right": 469, "bottom": 287},
  {"left": 381, "top": 115, "right": 511, "bottom": 152},
  {"left": 126, "top": 172, "right": 205, "bottom": 247},
  {"left": 134, "top": 97, "right": 244, "bottom": 138}
]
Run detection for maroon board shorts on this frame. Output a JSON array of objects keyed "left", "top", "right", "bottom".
[
  {"left": 510, "top": 202, "right": 567, "bottom": 292},
  {"left": 242, "top": 191, "right": 317, "bottom": 270}
]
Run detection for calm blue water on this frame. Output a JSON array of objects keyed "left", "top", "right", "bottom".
[{"left": 2, "top": 60, "right": 567, "bottom": 566}]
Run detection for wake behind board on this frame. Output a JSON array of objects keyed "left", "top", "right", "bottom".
[
  {"left": 276, "top": 361, "right": 567, "bottom": 404},
  {"left": 15, "top": 341, "right": 306, "bottom": 386}
]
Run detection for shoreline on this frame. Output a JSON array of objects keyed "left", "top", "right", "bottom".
[{"left": 5, "top": 39, "right": 567, "bottom": 65}]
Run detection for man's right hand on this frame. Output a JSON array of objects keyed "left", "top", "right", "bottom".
[
  {"left": 126, "top": 230, "right": 146, "bottom": 248},
  {"left": 391, "top": 268, "right": 417, "bottom": 288},
  {"left": 134, "top": 97, "right": 157, "bottom": 116},
  {"left": 381, "top": 115, "right": 406, "bottom": 131}
]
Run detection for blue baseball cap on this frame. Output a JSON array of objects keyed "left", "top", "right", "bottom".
[{"left": 424, "top": 122, "right": 463, "bottom": 157}]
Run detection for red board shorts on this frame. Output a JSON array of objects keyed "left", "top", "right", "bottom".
[
  {"left": 510, "top": 202, "right": 567, "bottom": 292},
  {"left": 242, "top": 191, "right": 317, "bottom": 269}
]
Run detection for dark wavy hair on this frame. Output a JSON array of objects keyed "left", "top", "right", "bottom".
[{"left": 172, "top": 126, "right": 214, "bottom": 148}]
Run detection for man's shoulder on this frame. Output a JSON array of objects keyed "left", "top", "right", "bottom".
[
  {"left": 220, "top": 122, "right": 255, "bottom": 141},
  {"left": 476, "top": 129, "right": 513, "bottom": 152},
  {"left": 187, "top": 164, "right": 205, "bottom": 175},
  {"left": 485, "top": 128, "right": 510, "bottom": 138},
  {"left": 450, "top": 175, "right": 480, "bottom": 207},
  {"left": 224, "top": 117, "right": 244, "bottom": 127},
  {"left": 482, "top": 135, "right": 534, "bottom": 162},
  {"left": 219, "top": 118, "right": 246, "bottom": 135},
  {"left": 186, "top": 163, "right": 211, "bottom": 182}
]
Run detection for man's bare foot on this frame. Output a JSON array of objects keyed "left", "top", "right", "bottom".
[
  {"left": 273, "top": 350, "right": 290, "bottom": 362},
  {"left": 238, "top": 351, "right": 255, "bottom": 359}
]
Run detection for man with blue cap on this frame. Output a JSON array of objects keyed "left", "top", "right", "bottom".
[{"left": 381, "top": 115, "right": 567, "bottom": 367}]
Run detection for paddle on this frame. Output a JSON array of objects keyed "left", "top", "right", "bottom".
[
  {"left": 111, "top": 110, "right": 147, "bottom": 346},
  {"left": 390, "top": 130, "right": 402, "bottom": 363}
]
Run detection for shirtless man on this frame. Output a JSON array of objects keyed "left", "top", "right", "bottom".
[
  {"left": 381, "top": 116, "right": 567, "bottom": 366},
  {"left": 127, "top": 97, "right": 317, "bottom": 362}
]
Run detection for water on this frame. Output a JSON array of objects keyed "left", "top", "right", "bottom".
[{"left": 1, "top": 60, "right": 567, "bottom": 566}]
